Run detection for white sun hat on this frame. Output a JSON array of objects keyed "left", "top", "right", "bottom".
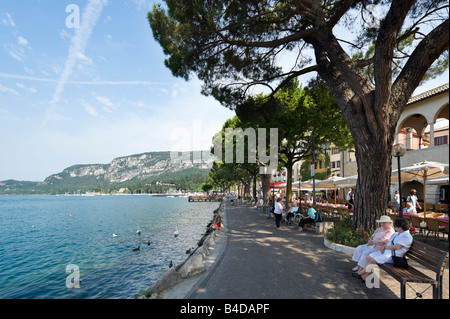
[{"left": 376, "top": 215, "right": 393, "bottom": 223}]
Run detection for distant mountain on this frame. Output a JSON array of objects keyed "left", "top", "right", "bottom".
[{"left": 0, "top": 151, "right": 215, "bottom": 195}]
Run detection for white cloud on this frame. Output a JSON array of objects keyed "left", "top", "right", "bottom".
[
  {"left": 4, "top": 43, "right": 27, "bottom": 62},
  {"left": 44, "top": 0, "right": 107, "bottom": 125},
  {"left": 81, "top": 100, "right": 100, "bottom": 117},
  {"left": 24, "top": 67, "right": 34, "bottom": 75},
  {"left": 0, "top": 72, "right": 167, "bottom": 86},
  {"left": 95, "top": 95, "right": 116, "bottom": 113},
  {"left": 15, "top": 82, "right": 37, "bottom": 94},
  {"left": 17, "top": 36, "right": 28, "bottom": 46},
  {"left": 130, "top": 0, "right": 153, "bottom": 10},
  {"left": 77, "top": 52, "right": 93, "bottom": 65},
  {"left": 1, "top": 12, "right": 15, "bottom": 27},
  {"left": 60, "top": 29, "right": 72, "bottom": 40},
  {"left": 0, "top": 82, "right": 19, "bottom": 96}
]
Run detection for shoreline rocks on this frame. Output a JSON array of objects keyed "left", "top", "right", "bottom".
[{"left": 142, "top": 201, "right": 225, "bottom": 299}]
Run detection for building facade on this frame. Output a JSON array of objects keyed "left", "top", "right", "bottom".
[{"left": 292, "top": 83, "right": 449, "bottom": 204}]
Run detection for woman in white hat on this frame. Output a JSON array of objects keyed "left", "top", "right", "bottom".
[
  {"left": 351, "top": 215, "right": 394, "bottom": 274},
  {"left": 357, "top": 218, "right": 413, "bottom": 281}
]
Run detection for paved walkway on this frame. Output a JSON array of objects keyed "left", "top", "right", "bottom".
[{"left": 185, "top": 202, "right": 448, "bottom": 300}]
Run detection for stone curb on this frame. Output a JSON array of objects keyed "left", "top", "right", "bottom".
[{"left": 323, "top": 237, "right": 356, "bottom": 255}]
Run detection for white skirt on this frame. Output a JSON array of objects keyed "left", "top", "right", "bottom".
[
  {"left": 369, "top": 250, "right": 393, "bottom": 265},
  {"left": 352, "top": 244, "right": 377, "bottom": 267}
]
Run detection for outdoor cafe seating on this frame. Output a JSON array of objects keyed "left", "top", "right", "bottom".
[{"left": 390, "top": 209, "right": 449, "bottom": 246}]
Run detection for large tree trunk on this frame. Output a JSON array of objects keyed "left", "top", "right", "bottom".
[
  {"left": 351, "top": 126, "right": 395, "bottom": 231},
  {"left": 260, "top": 173, "right": 272, "bottom": 215},
  {"left": 252, "top": 174, "right": 257, "bottom": 200},
  {"left": 285, "top": 160, "right": 294, "bottom": 209}
]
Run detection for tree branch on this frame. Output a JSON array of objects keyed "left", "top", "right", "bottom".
[
  {"left": 217, "top": 28, "right": 316, "bottom": 48},
  {"left": 391, "top": 18, "right": 449, "bottom": 112},
  {"left": 373, "top": 0, "right": 415, "bottom": 114}
]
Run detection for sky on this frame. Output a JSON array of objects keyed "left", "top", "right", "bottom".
[
  {"left": 0, "top": 0, "right": 237, "bottom": 181},
  {"left": 0, "top": 0, "right": 448, "bottom": 182}
]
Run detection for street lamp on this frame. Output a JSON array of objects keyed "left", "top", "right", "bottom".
[
  {"left": 392, "top": 143, "right": 406, "bottom": 217},
  {"left": 311, "top": 129, "right": 330, "bottom": 210}
]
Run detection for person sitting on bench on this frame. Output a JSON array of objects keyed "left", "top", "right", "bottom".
[
  {"left": 298, "top": 203, "right": 316, "bottom": 231},
  {"left": 356, "top": 218, "right": 413, "bottom": 281}
]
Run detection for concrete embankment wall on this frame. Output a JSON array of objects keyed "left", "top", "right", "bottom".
[{"left": 143, "top": 201, "right": 225, "bottom": 299}]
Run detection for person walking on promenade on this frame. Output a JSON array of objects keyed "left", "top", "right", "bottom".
[
  {"left": 346, "top": 189, "right": 355, "bottom": 210},
  {"left": 393, "top": 191, "right": 400, "bottom": 212},
  {"left": 406, "top": 189, "right": 421, "bottom": 212},
  {"left": 274, "top": 197, "right": 284, "bottom": 229}
]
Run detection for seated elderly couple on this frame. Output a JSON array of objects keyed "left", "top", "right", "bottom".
[{"left": 351, "top": 215, "right": 413, "bottom": 281}]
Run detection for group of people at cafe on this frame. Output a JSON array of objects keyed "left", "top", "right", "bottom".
[
  {"left": 271, "top": 197, "right": 317, "bottom": 231},
  {"left": 391, "top": 188, "right": 422, "bottom": 214}
]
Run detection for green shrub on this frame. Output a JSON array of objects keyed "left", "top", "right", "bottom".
[{"left": 325, "top": 217, "right": 372, "bottom": 248}]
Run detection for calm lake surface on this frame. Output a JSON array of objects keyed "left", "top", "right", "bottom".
[{"left": 0, "top": 195, "right": 219, "bottom": 299}]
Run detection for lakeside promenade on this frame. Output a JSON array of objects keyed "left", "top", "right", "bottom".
[{"left": 182, "top": 201, "right": 448, "bottom": 300}]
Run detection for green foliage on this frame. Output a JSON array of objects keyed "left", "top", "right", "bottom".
[
  {"left": 201, "top": 183, "right": 214, "bottom": 193},
  {"left": 325, "top": 217, "right": 372, "bottom": 248},
  {"left": 0, "top": 152, "right": 211, "bottom": 195},
  {"left": 148, "top": 1, "right": 448, "bottom": 109}
]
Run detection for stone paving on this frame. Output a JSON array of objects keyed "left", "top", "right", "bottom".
[{"left": 185, "top": 202, "right": 448, "bottom": 300}]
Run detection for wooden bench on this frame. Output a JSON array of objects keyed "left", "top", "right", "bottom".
[{"left": 378, "top": 240, "right": 448, "bottom": 299}]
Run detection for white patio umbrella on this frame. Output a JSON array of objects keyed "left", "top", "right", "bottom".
[
  {"left": 338, "top": 175, "right": 358, "bottom": 185},
  {"left": 391, "top": 161, "right": 449, "bottom": 217},
  {"left": 315, "top": 176, "right": 346, "bottom": 204},
  {"left": 333, "top": 175, "right": 358, "bottom": 189},
  {"left": 426, "top": 177, "right": 449, "bottom": 185},
  {"left": 293, "top": 179, "right": 315, "bottom": 189}
]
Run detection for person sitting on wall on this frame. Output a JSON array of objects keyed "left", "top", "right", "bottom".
[{"left": 210, "top": 209, "right": 222, "bottom": 230}]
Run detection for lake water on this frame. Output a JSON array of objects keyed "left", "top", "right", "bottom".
[{"left": 0, "top": 195, "right": 219, "bottom": 299}]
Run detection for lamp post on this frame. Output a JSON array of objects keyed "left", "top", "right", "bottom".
[
  {"left": 311, "top": 131, "right": 317, "bottom": 209},
  {"left": 392, "top": 144, "right": 406, "bottom": 217},
  {"left": 320, "top": 140, "right": 331, "bottom": 200},
  {"left": 311, "top": 129, "right": 330, "bottom": 210}
]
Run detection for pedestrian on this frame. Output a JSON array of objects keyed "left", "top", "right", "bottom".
[
  {"left": 406, "top": 189, "right": 421, "bottom": 212},
  {"left": 393, "top": 190, "right": 400, "bottom": 212},
  {"left": 274, "top": 197, "right": 284, "bottom": 229},
  {"left": 346, "top": 189, "right": 355, "bottom": 210}
]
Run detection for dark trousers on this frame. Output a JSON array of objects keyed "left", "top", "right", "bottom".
[
  {"left": 274, "top": 213, "right": 282, "bottom": 228},
  {"left": 286, "top": 213, "right": 295, "bottom": 224},
  {"left": 298, "top": 217, "right": 314, "bottom": 228}
]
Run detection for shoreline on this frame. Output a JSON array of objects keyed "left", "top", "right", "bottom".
[{"left": 141, "top": 201, "right": 227, "bottom": 299}]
